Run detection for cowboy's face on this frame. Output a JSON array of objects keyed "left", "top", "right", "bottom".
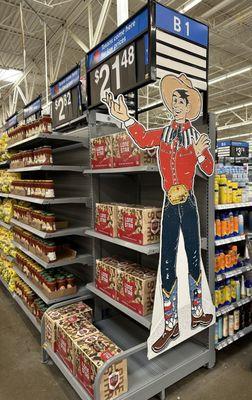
[{"left": 172, "top": 91, "right": 191, "bottom": 123}]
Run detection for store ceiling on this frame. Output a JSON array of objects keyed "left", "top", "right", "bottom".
[{"left": 0, "top": 0, "right": 252, "bottom": 140}]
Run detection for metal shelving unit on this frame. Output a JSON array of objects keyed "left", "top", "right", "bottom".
[
  {"left": 215, "top": 324, "right": 252, "bottom": 350},
  {"left": 0, "top": 249, "right": 14, "bottom": 262},
  {"left": 0, "top": 219, "right": 11, "bottom": 229},
  {"left": 13, "top": 265, "right": 89, "bottom": 305},
  {"left": 7, "top": 193, "right": 91, "bottom": 205},
  {"left": 216, "top": 296, "right": 251, "bottom": 317},
  {"left": 0, "top": 160, "right": 9, "bottom": 168},
  {"left": 9, "top": 165, "right": 85, "bottom": 173},
  {"left": 13, "top": 241, "right": 92, "bottom": 269},
  {"left": 215, "top": 235, "right": 246, "bottom": 246},
  {"left": 215, "top": 263, "right": 252, "bottom": 281},
  {"left": 11, "top": 218, "right": 87, "bottom": 239},
  {"left": 215, "top": 202, "right": 252, "bottom": 210},
  {"left": 84, "top": 165, "right": 159, "bottom": 174},
  {"left": 13, "top": 294, "right": 41, "bottom": 332}
]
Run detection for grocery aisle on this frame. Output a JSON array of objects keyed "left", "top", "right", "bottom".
[{"left": 1, "top": 284, "right": 251, "bottom": 400}]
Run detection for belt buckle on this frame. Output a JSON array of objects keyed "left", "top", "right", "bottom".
[{"left": 167, "top": 184, "right": 189, "bottom": 205}]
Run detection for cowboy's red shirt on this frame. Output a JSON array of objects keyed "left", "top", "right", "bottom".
[{"left": 125, "top": 119, "right": 214, "bottom": 191}]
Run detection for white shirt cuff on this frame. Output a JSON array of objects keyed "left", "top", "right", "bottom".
[
  {"left": 198, "top": 155, "right": 205, "bottom": 163},
  {"left": 124, "top": 118, "right": 136, "bottom": 127}
]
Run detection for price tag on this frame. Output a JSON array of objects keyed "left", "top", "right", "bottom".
[
  {"left": 227, "top": 337, "right": 233, "bottom": 344},
  {"left": 233, "top": 334, "right": 238, "bottom": 341},
  {"left": 222, "top": 340, "right": 228, "bottom": 348},
  {"left": 239, "top": 331, "right": 245, "bottom": 338},
  {"left": 52, "top": 86, "right": 81, "bottom": 128}
]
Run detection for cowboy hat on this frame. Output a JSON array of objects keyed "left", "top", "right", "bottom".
[{"left": 160, "top": 73, "right": 202, "bottom": 121}]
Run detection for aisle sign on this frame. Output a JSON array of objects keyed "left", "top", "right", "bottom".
[
  {"left": 5, "top": 113, "right": 18, "bottom": 130},
  {"left": 24, "top": 96, "right": 42, "bottom": 121},
  {"left": 50, "top": 66, "right": 82, "bottom": 128},
  {"left": 86, "top": 7, "right": 151, "bottom": 108}
]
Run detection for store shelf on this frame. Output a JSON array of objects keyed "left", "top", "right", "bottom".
[
  {"left": 215, "top": 235, "right": 246, "bottom": 246},
  {"left": 215, "top": 202, "right": 252, "bottom": 210},
  {"left": 7, "top": 132, "right": 85, "bottom": 151},
  {"left": 0, "top": 275, "right": 12, "bottom": 293},
  {"left": 216, "top": 325, "right": 252, "bottom": 350},
  {"left": 13, "top": 265, "right": 89, "bottom": 305},
  {"left": 9, "top": 165, "right": 84, "bottom": 173},
  {"left": 84, "top": 165, "right": 159, "bottom": 174},
  {"left": 0, "top": 249, "right": 14, "bottom": 262},
  {"left": 216, "top": 296, "right": 251, "bottom": 317},
  {"left": 13, "top": 293, "right": 41, "bottom": 332},
  {"left": 86, "top": 282, "right": 152, "bottom": 329},
  {"left": 85, "top": 229, "right": 160, "bottom": 255},
  {"left": 0, "top": 219, "right": 12, "bottom": 229},
  {"left": 0, "top": 192, "right": 9, "bottom": 198},
  {"left": 215, "top": 264, "right": 252, "bottom": 281},
  {"left": 11, "top": 218, "right": 87, "bottom": 239},
  {"left": 7, "top": 193, "right": 91, "bottom": 205},
  {"left": 85, "top": 229, "right": 207, "bottom": 253},
  {"left": 44, "top": 314, "right": 210, "bottom": 400},
  {"left": 13, "top": 241, "right": 92, "bottom": 269}
]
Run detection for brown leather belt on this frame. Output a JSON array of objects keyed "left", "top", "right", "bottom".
[{"left": 167, "top": 184, "right": 189, "bottom": 205}]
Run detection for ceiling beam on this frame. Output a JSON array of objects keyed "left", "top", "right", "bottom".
[
  {"left": 68, "top": 29, "right": 89, "bottom": 53},
  {"left": 93, "top": 0, "right": 112, "bottom": 46}
]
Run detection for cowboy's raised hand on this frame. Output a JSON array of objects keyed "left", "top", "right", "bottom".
[
  {"left": 102, "top": 92, "right": 130, "bottom": 122},
  {"left": 193, "top": 134, "right": 210, "bottom": 157}
]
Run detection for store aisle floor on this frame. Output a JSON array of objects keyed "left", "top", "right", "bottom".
[{"left": 0, "top": 286, "right": 251, "bottom": 400}]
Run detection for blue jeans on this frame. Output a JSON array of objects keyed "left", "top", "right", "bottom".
[{"left": 160, "top": 193, "right": 201, "bottom": 293}]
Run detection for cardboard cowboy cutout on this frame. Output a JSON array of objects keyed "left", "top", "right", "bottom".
[{"left": 102, "top": 73, "right": 215, "bottom": 359}]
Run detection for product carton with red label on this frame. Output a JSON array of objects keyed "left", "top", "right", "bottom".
[
  {"left": 74, "top": 332, "right": 128, "bottom": 400},
  {"left": 116, "top": 262, "right": 156, "bottom": 316},
  {"left": 117, "top": 205, "right": 161, "bottom": 245},
  {"left": 95, "top": 257, "right": 120, "bottom": 299},
  {"left": 44, "top": 302, "right": 93, "bottom": 352},
  {"left": 91, "top": 135, "right": 113, "bottom": 169},
  {"left": 95, "top": 203, "right": 119, "bottom": 237},
  {"left": 113, "top": 132, "right": 156, "bottom": 168},
  {"left": 56, "top": 316, "right": 98, "bottom": 373}
]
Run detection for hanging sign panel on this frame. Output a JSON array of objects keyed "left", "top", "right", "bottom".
[
  {"left": 5, "top": 113, "right": 18, "bottom": 130},
  {"left": 217, "top": 140, "right": 249, "bottom": 158},
  {"left": 86, "top": 6, "right": 152, "bottom": 108},
  {"left": 23, "top": 96, "right": 42, "bottom": 121},
  {"left": 155, "top": 3, "right": 209, "bottom": 91},
  {"left": 50, "top": 66, "right": 82, "bottom": 128}
]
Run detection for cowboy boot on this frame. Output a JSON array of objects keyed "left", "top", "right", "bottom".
[
  {"left": 189, "top": 274, "right": 213, "bottom": 329},
  {"left": 151, "top": 280, "right": 179, "bottom": 353}
]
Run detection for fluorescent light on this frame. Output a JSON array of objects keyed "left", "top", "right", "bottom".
[
  {"left": 217, "top": 120, "right": 252, "bottom": 131},
  {"left": 214, "top": 100, "right": 252, "bottom": 115},
  {"left": 0, "top": 68, "right": 23, "bottom": 83},
  {"left": 179, "top": 0, "right": 203, "bottom": 14},
  {"left": 209, "top": 66, "right": 252, "bottom": 85},
  {"left": 217, "top": 133, "right": 252, "bottom": 140}
]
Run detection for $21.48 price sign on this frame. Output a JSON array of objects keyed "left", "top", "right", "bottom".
[
  {"left": 52, "top": 86, "right": 80, "bottom": 128},
  {"left": 89, "top": 43, "right": 136, "bottom": 107}
]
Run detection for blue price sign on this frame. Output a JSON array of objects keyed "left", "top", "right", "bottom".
[
  {"left": 24, "top": 96, "right": 41, "bottom": 119},
  {"left": 86, "top": 7, "right": 148, "bottom": 72},
  {"left": 50, "top": 66, "right": 80, "bottom": 99},
  {"left": 156, "top": 3, "right": 208, "bottom": 47},
  {"left": 6, "top": 113, "right": 18, "bottom": 130}
]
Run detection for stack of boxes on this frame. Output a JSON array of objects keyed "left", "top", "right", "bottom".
[{"left": 44, "top": 302, "right": 128, "bottom": 400}]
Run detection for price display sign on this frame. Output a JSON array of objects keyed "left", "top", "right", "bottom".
[
  {"left": 86, "top": 6, "right": 153, "bottom": 108},
  {"left": 5, "top": 113, "right": 18, "bottom": 131},
  {"left": 24, "top": 96, "right": 41, "bottom": 122},
  {"left": 50, "top": 65, "right": 82, "bottom": 128}
]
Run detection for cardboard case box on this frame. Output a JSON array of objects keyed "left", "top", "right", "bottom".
[
  {"left": 116, "top": 263, "right": 156, "bottom": 316},
  {"left": 44, "top": 302, "right": 93, "bottom": 352},
  {"left": 113, "top": 132, "right": 156, "bottom": 168},
  {"left": 75, "top": 332, "right": 128, "bottom": 400},
  {"left": 95, "top": 257, "right": 120, "bottom": 299},
  {"left": 91, "top": 135, "right": 113, "bottom": 169},
  {"left": 95, "top": 203, "right": 119, "bottom": 237},
  {"left": 117, "top": 205, "right": 162, "bottom": 245},
  {"left": 56, "top": 316, "right": 98, "bottom": 373}
]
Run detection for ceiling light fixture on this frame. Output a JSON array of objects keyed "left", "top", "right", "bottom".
[
  {"left": 179, "top": 0, "right": 203, "bottom": 14},
  {"left": 209, "top": 66, "right": 252, "bottom": 85},
  {"left": 217, "top": 120, "right": 252, "bottom": 131},
  {"left": 0, "top": 68, "right": 23, "bottom": 83},
  {"left": 214, "top": 100, "right": 252, "bottom": 115}
]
